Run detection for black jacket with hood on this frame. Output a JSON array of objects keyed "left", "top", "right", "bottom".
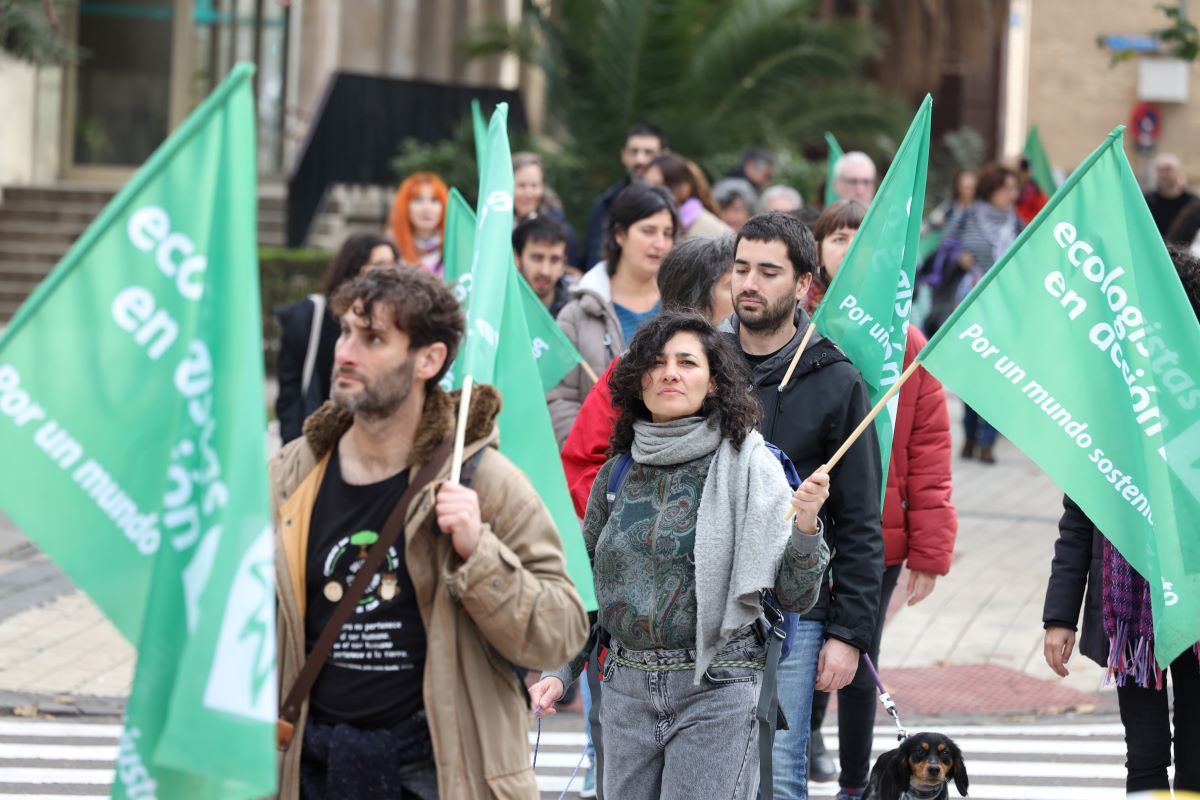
[{"left": 721, "top": 308, "right": 884, "bottom": 652}]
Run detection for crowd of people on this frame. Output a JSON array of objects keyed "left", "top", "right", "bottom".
[{"left": 270, "top": 124, "right": 1200, "bottom": 799}]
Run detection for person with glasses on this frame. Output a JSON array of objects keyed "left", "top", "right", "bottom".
[{"left": 832, "top": 152, "right": 877, "bottom": 207}]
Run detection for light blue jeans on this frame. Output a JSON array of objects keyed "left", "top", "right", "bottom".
[
  {"left": 600, "top": 629, "right": 764, "bottom": 800},
  {"left": 770, "top": 619, "right": 825, "bottom": 800}
]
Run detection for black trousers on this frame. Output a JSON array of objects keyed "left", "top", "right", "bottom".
[
  {"left": 810, "top": 563, "right": 902, "bottom": 789},
  {"left": 1117, "top": 645, "right": 1200, "bottom": 792}
]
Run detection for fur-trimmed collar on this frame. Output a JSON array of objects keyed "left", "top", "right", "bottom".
[{"left": 299, "top": 384, "right": 503, "bottom": 466}]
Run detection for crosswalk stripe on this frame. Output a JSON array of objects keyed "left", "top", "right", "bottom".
[
  {"left": 534, "top": 751, "right": 591, "bottom": 769},
  {"left": 0, "top": 767, "right": 113, "bottom": 784},
  {"left": 931, "top": 758, "right": 1126, "bottom": 779},
  {"left": 0, "top": 743, "right": 117, "bottom": 760},
  {"left": 930, "top": 737, "right": 1125, "bottom": 756},
  {"left": 0, "top": 721, "right": 122, "bottom": 739}
]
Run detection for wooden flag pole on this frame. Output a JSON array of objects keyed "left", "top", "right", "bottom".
[
  {"left": 580, "top": 360, "right": 599, "bottom": 385},
  {"left": 779, "top": 322, "right": 817, "bottom": 389},
  {"left": 449, "top": 375, "right": 474, "bottom": 484},
  {"left": 784, "top": 358, "right": 923, "bottom": 521}
]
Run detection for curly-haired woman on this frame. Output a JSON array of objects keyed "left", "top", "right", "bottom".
[{"left": 530, "top": 311, "right": 831, "bottom": 799}]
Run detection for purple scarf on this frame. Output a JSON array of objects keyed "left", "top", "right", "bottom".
[
  {"left": 679, "top": 197, "right": 703, "bottom": 231},
  {"left": 1102, "top": 538, "right": 1200, "bottom": 688}
]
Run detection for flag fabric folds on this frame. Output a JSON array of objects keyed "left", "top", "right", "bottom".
[
  {"left": 0, "top": 63, "right": 275, "bottom": 798},
  {"left": 814, "top": 96, "right": 932, "bottom": 481},
  {"left": 443, "top": 105, "right": 597, "bottom": 611},
  {"left": 443, "top": 179, "right": 583, "bottom": 395},
  {"left": 920, "top": 126, "right": 1200, "bottom": 668}
]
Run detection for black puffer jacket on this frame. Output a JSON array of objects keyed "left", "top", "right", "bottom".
[
  {"left": 1042, "top": 496, "right": 1109, "bottom": 667},
  {"left": 721, "top": 308, "right": 884, "bottom": 652}
]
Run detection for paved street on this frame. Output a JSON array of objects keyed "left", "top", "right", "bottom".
[{"left": 0, "top": 395, "right": 1132, "bottom": 797}]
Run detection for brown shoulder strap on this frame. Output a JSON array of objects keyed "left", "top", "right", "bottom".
[{"left": 276, "top": 431, "right": 455, "bottom": 750}]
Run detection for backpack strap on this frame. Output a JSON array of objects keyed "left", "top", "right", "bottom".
[
  {"left": 457, "top": 447, "right": 487, "bottom": 488},
  {"left": 300, "top": 293, "right": 326, "bottom": 399},
  {"left": 756, "top": 590, "right": 789, "bottom": 800},
  {"left": 605, "top": 452, "right": 635, "bottom": 514}
]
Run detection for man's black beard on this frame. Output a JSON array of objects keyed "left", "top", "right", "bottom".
[
  {"left": 736, "top": 293, "right": 796, "bottom": 336},
  {"left": 332, "top": 356, "right": 416, "bottom": 419}
]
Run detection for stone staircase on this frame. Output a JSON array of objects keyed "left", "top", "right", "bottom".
[{"left": 0, "top": 182, "right": 365, "bottom": 325}]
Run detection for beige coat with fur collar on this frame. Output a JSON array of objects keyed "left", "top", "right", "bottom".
[{"left": 269, "top": 385, "right": 589, "bottom": 799}]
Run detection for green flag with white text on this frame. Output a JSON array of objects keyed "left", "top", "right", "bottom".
[
  {"left": 920, "top": 126, "right": 1200, "bottom": 667},
  {"left": 824, "top": 132, "right": 845, "bottom": 207},
  {"left": 814, "top": 96, "right": 932, "bottom": 481},
  {"left": 442, "top": 106, "right": 596, "bottom": 610},
  {"left": 0, "top": 64, "right": 274, "bottom": 797},
  {"left": 1024, "top": 125, "right": 1059, "bottom": 195}
]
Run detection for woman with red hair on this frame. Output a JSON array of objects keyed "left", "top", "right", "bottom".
[{"left": 389, "top": 172, "right": 449, "bottom": 276}]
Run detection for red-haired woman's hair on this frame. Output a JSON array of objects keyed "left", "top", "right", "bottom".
[{"left": 388, "top": 173, "right": 449, "bottom": 265}]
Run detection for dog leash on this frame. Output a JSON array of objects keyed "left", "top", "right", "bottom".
[
  {"left": 862, "top": 653, "right": 908, "bottom": 741},
  {"left": 532, "top": 708, "right": 591, "bottom": 800}
]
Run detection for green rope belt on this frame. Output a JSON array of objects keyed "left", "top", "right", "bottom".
[{"left": 609, "top": 652, "right": 764, "bottom": 673}]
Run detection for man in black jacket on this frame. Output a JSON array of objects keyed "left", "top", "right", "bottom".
[
  {"left": 720, "top": 212, "right": 884, "bottom": 800},
  {"left": 581, "top": 123, "right": 666, "bottom": 270}
]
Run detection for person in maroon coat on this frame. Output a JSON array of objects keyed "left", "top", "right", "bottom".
[{"left": 804, "top": 204, "right": 958, "bottom": 796}]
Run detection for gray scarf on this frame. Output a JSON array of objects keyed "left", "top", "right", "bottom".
[{"left": 632, "top": 416, "right": 796, "bottom": 681}]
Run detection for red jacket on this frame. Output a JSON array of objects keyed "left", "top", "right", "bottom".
[
  {"left": 885, "top": 328, "right": 956, "bottom": 573},
  {"left": 562, "top": 359, "right": 620, "bottom": 517}
]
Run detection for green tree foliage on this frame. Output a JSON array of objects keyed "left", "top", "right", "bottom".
[
  {"left": 0, "top": 0, "right": 79, "bottom": 64},
  {"left": 466, "top": 0, "right": 908, "bottom": 224}
]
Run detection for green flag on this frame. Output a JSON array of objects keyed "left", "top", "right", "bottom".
[
  {"left": 443, "top": 187, "right": 476, "bottom": 284},
  {"left": 824, "top": 132, "right": 845, "bottom": 207},
  {"left": 814, "top": 96, "right": 932, "bottom": 480},
  {"left": 516, "top": 274, "right": 587, "bottom": 391},
  {"left": 1024, "top": 125, "right": 1059, "bottom": 195},
  {"left": 442, "top": 106, "right": 596, "bottom": 610},
  {"left": 0, "top": 63, "right": 274, "bottom": 797},
  {"left": 920, "top": 126, "right": 1200, "bottom": 668},
  {"left": 471, "top": 99, "right": 488, "bottom": 179},
  {"left": 444, "top": 186, "right": 582, "bottom": 392}
]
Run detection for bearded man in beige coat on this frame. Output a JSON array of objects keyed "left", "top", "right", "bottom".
[{"left": 270, "top": 267, "right": 588, "bottom": 799}]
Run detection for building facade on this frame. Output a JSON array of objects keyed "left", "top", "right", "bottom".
[
  {"left": 1017, "top": 1, "right": 1199, "bottom": 186},
  {"left": 0, "top": 0, "right": 521, "bottom": 187}
]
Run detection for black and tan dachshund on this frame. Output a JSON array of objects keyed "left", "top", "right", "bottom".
[{"left": 862, "top": 732, "right": 969, "bottom": 799}]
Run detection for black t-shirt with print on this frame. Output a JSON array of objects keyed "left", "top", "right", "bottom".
[{"left": 305, "top": 445, "right": 426, "bottom": 729}]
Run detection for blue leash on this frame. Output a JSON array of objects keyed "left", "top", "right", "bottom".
[
  {"left": 532, "top": 707, "right": 592, "bottom": 799},
  {"left": 555, "top": 740, "right": 589, "bottom": 800}
]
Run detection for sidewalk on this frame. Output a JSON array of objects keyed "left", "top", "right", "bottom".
[
  {"left": 873, "top": 396, "right": 1114, "bottom": 718},
  {"left": 0, "top": 397, "right": 1113, "bottom": 719}
]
